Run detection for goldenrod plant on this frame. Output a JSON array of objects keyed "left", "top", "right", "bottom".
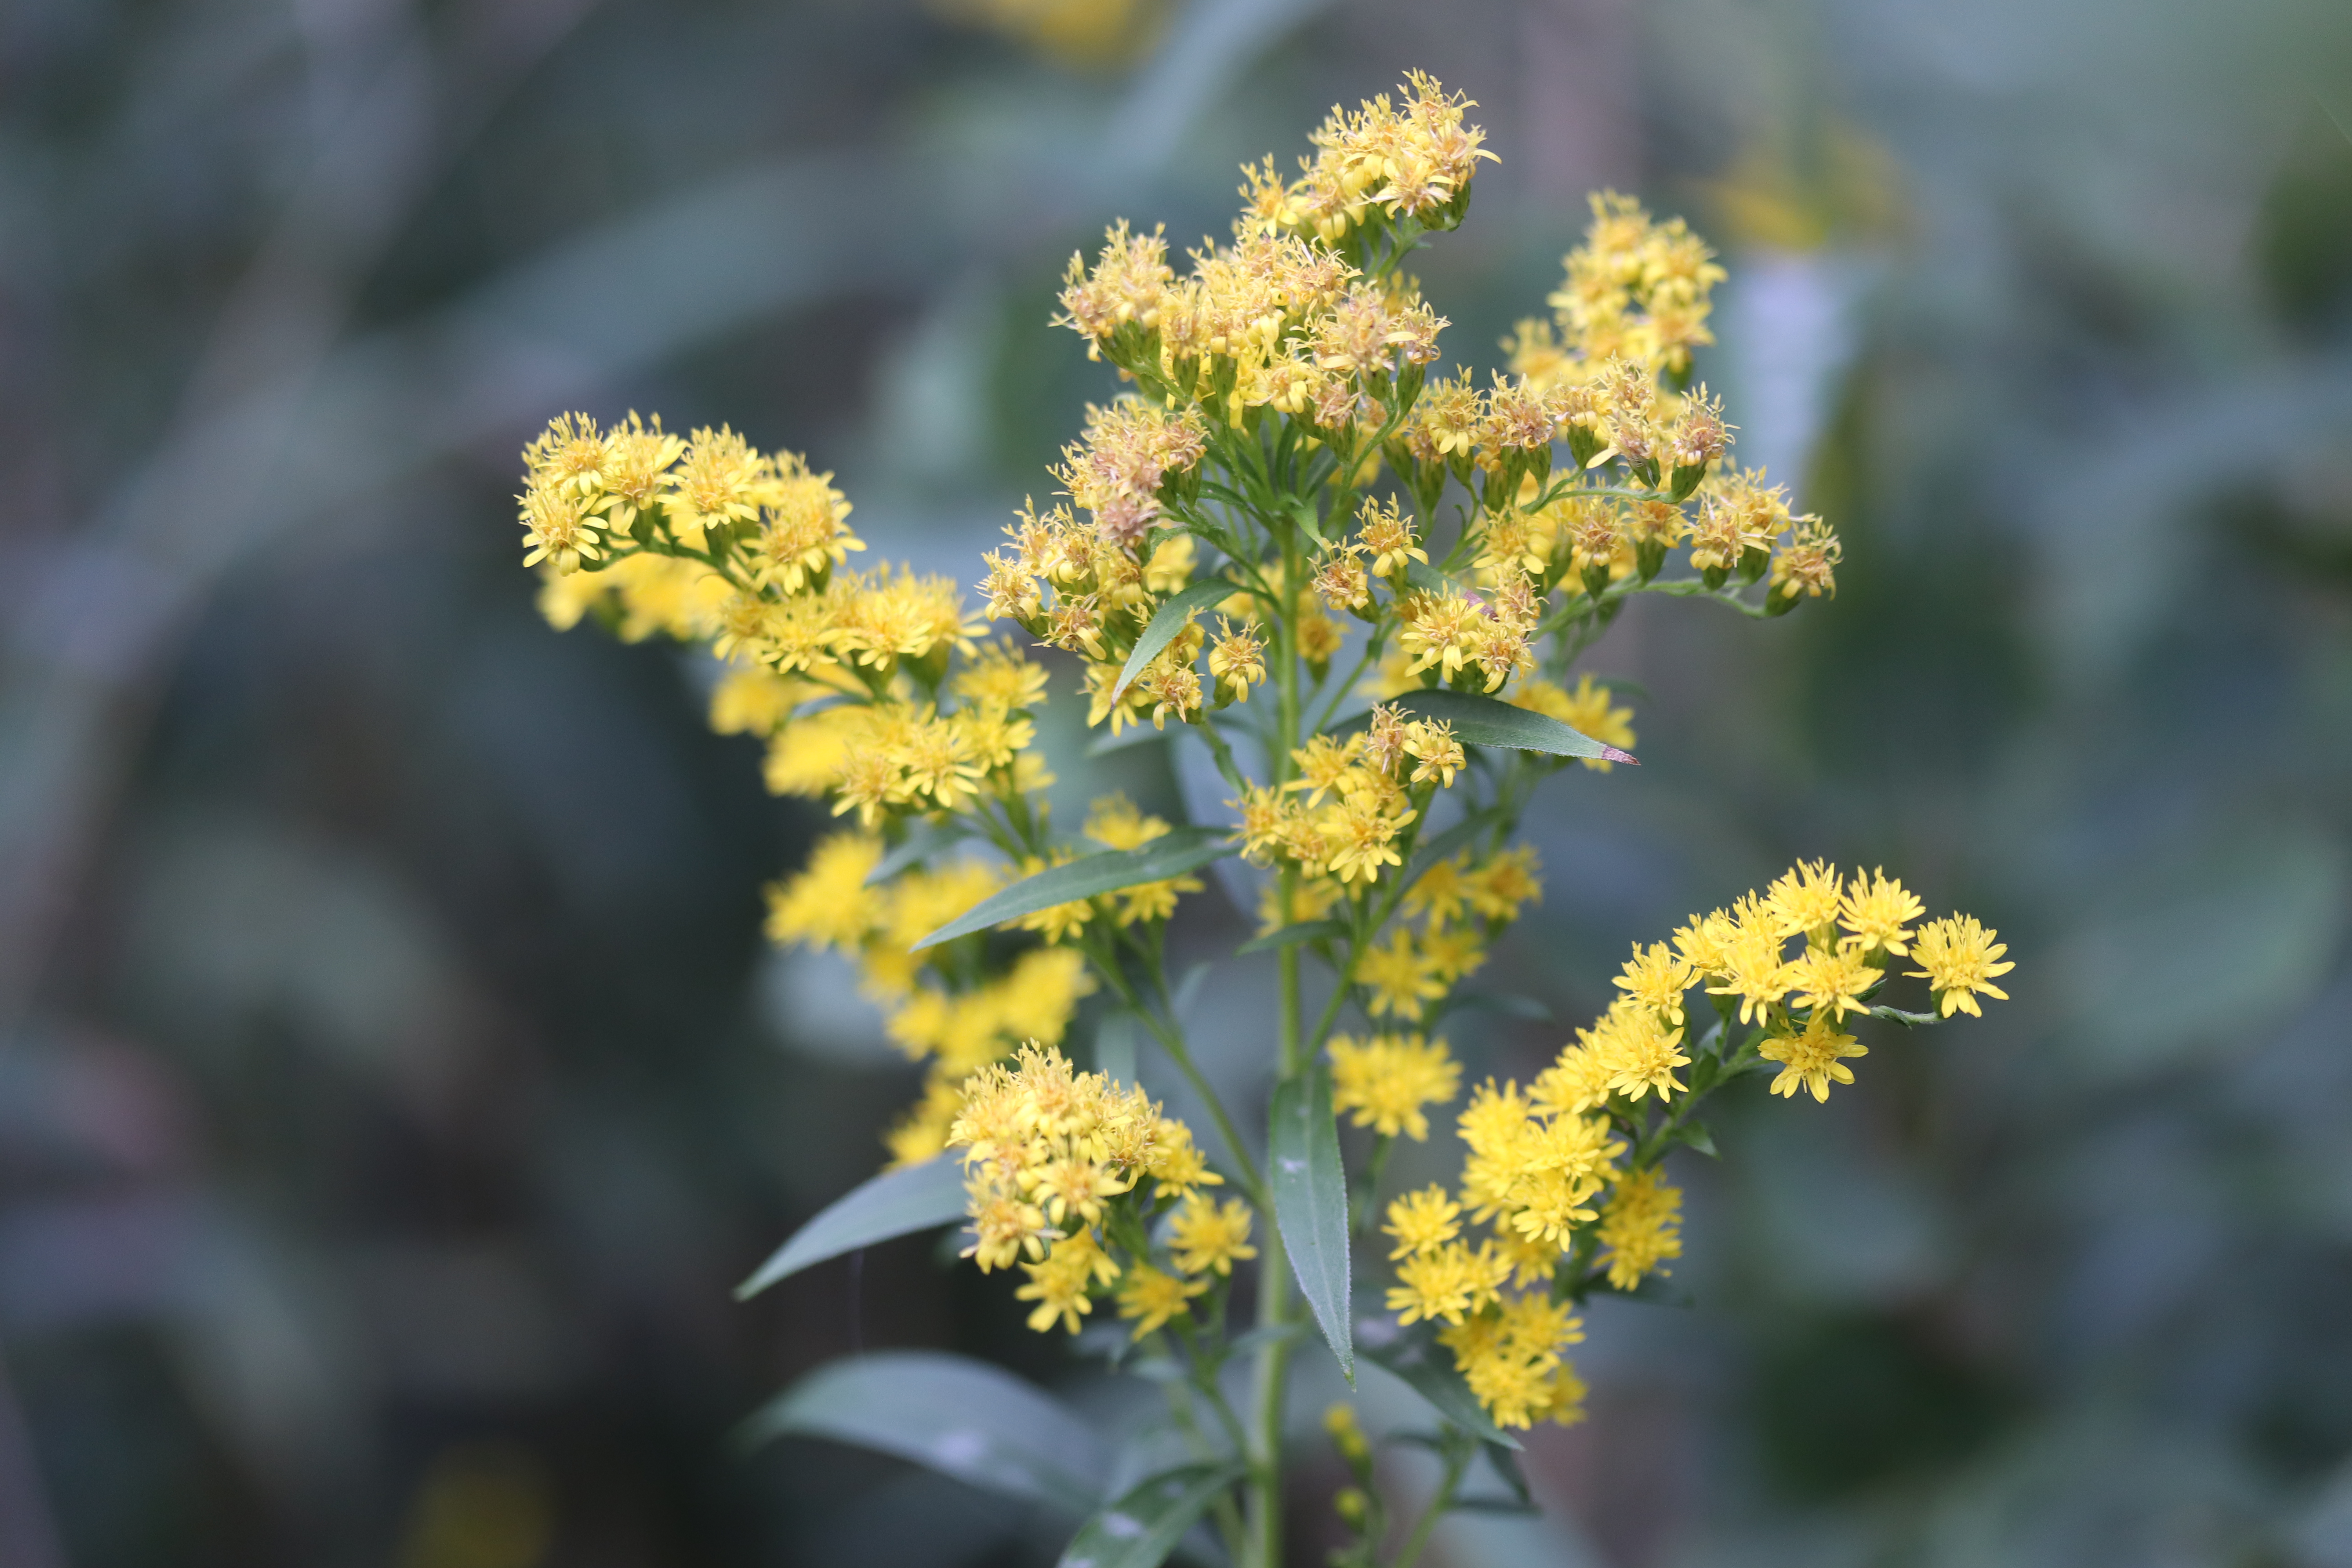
[{"left": 514, "top": 73, "right": 2011, "bottom": 1568}]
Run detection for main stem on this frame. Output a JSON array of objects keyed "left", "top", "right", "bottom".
[{"left": 1247, "top": 505, "right": 1308, "bottom": 1568}]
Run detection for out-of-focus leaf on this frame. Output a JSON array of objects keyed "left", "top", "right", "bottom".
[
  {"left": 1096, "top": 1009, "right": 1143, "bottom": 1087},
  {"left": 735, "top": 1158, "right": 964, "bottom": 1299},
  {"left": 867, "top": 823, "right": 971, "bottom": 886},
  {"left": 914, "top": 829, "right": 1236, "bottom": 949},
  {"left": 1270, "top": 1065, "right": 1352, "bottom": 1380},
  {"left": 1357, "top": 1316, "right": 1517, "bottom": 1449},
  {"left": 1238, "top": 919, "right": 1348, "bottom": 954},
  {"left": 737, "top": 1351, "right": 1106, "bottom": 1512},
  {"left": 1058, "top": 1461, "right": 1245, "bottom": 1568},
  {"left": 1671, "top": 1122, "right": 1720, "bottom": 1158},
  {"left": 1399, "top": 808, "right": 1504, "bottom": 889},
  {"left": 1437, "top": 991, "right": 1554, "bottom": 1024},
  {"left": 1111, "top": 580, "right": 1237, "bottom": 702},
  {"left": 1385, "top": 689, "right": 1635, "bottom": 764}
]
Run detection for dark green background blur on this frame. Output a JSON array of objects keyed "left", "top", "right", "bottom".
[{"left": 4, "top": 1, "right": 2351, "bottom": 1564}]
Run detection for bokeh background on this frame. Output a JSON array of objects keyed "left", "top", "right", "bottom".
[{"left": 4, "top": 0, "right": 2352, "bottom": 1564}]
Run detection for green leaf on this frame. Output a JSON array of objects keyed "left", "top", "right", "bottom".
[
  {"left": 1466, "top": 1441, "right": 1538, "bottom": 1514},
  {"left": 737, "top": 1351, "right": 1107, "bottom": 1512},
  {"left": 735, "top": 1157, "right": 965, "bottom": 1299},
  {"left": 913, "top": 828, "right": 1236, "bottom": 950},
  {"left": 1285, "top": 497, "right": 1329, "bottom": 550},
  {"left": 1867, "top": 1004, "right": 1941, "bottom": 1029},
  {"left": 1385, "top": 688, "right": 1636, "bottom": 764},
  {"left": 1110, "top": 579, "right": 1237, "bottom": 703},
  {"left": 1670, "top": 1121, "right": 1720, "bottom": 1158},
  {"left": 1223, "top": 1321, "right": 1308, "bottom": 1359},
  {"left": 1397, "top": 807, "right": 1504, "bottom": 891},
  {"left": 1237, "top": 919, "right": 1349, "bottom": 955},
  {"left": 1357, "top": 1317, "right": 1518, "bottom": 1449},
  {"left": 1095, "top": 1010, "right": 1143, "bottom": 1087},
  {"left": 1086, "top": 724, "right": 1170, "bottom": 758},
  {"left": 1270, "top": 1065, "right": 1353, "bottom": 1381},
  {"left": 1058, "top": 1462, "right": 1245, "bottom": 1568},
  {"left": 1436, "top": 991, "right": 1555, "bottom": 1025},
  {"left": 866, "top": 822, "right": 971, "bottom": 887}
]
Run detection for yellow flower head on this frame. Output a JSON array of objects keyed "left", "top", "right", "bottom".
[
  {"left": 1760, "top": 1013, "right": 1868, "bottom": 1102},
  {"left": 1323, "top": 1402, "right": 1371, "bottom": 1464},
  {"left": 764, "top": 832, "right": 884, "bottom": 953},
  {"left": 1839, "top": 867, "right": 1924, "bottom": 957},
  {"left": 1907, "top": 914, "right": 2014, "bottom": 1017},
  {"left": 1766, "top": 859, "right": 1845, "bottom": 942},
  {"left": 1330, "top": 1033, "right": 1461, "bottom": 1141},
  {"left": 1016, "top": 1230, "right": 1120, "bottom": 1334},
  {"left": 1115, "top": 1263, "right": 1207, "bottom": 1339},
  {"left": 1383, "top": 1185, "right": 1463, "bottom": 1259},
  {"left": 1169, "top": 1194, "right": 1258, "bottom": 1277},
  {"left": 1596, "top": 1168, "right": 1682, "bottom": 1290},
  {"left": 1085, "top": 793, "right": 1172, "bottom": 851},
  {"left": 1614, "top": 940, "right": 1692, "bottom": 1024},
  {"left": 1357, "top": 927, "right": 1448, "bottom": 1021}
]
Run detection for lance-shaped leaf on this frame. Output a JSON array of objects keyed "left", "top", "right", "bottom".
[
  {"left": 1237, "top": 919, "right": 1349, "bottom": 955},
  {"left": 1059, "top": 1461, "right": 1246, "bottom": 1568},
  {"left": 1357, "top": 1316, "right": 1519, "bottom": 1449},
  {"left": 738, "top": 1350, "right": 1107, "bottom": 1512},
  {"left": 1110, "top": 579, "right": 1238, "bottom": 703},
  {"left": 1094, "top": 1009, "right": 1144, "bottom": 1087},
  {"left": 913, "top": 828, "right": 1236, "bottom": 950},
  {"left": 735, "top": 1157, "right": 965, "bottom": 1300},
  {"left": 1385, "top": 688, "right": 1637, "bottom": 765},
  {"left": 866, "top": 822, "right": 970, "bottom": 886},
  {"left": 1270, "top": 1065, "right": 1352, "bottom": 1381},
  {"left": 1400, "top": 806, "right": 1504, "bottom": 884}
]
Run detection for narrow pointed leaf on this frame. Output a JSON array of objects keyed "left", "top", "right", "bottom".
[
  {"left": 1385, "top": 688, "right": 1636, "bottom": 764},
  {"left": 1238, "top": 919, "right": 1349, "bottom": 954},
  {"left": 737, "top": 1350, "right": 1106, "bottom": 1512},
  {"left": 1270, "top": 1065, "right": 1352, "bottom": 1380},
  {"left": 913, "top": 828, "right": 1236, "bottom": 949},
  {"left": 1085, "top": 723, "right": 1169, "bottom": 757},
  {"left": 1477, "top": 1441, "right": 1537, "bottom": 1510},
  {"left": 1356, "top": 1317, "right": 1519, "bottom": 1448},
  {"left": 867, "top": 822, "right": 970, "bottom": 886},
  {"left": 735, "top": 1157, "right": 964, "bottom": 1299},
  {"left": 1396, "top": 807, "right": 1505, "bottom": 899},
  {"left": 1171, "top": 962, "right": 1211, "bottom": 1021},
  {"left": 1095, "top": 1009, "right": 1143, "bottom": 1087},
  {"left": 1110, "top": 579, "right": 1238, "bottom": 702},
  {"left": 1671, "top": 1121, "right": 1720, "bottom": 1158},
  {"left": 1435, "top": 991, "right": 1555, "bottom": 1025},
  {"left": 1867, "top": 1004, "right": 1941, "bottom": 1029},
  {"left": 1058, "top": 1461, "right": 1245, "bottom": 1568}
]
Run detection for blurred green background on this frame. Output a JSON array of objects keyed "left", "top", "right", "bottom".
[{"left": 3, "top": 0, "right": 2351, "bottom": 1564}]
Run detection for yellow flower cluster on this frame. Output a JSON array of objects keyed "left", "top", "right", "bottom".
[
  {"left": 949, "top": 1045, "right": 1243, "bottom": 1338},
  {"left": 764, "top": 833, "right": 1098, "bottom": 1165},
  {"left": 1381, "top": 1178, "right": 1589, "bottom": 1430},
  {"left": 1525, "top": 191, "right": 1726, "bottom": 381},
  {"left": 1371, "top": 861, "right": 2013, "bottom": 1426},
  {"left": 520, "top": 412, "right": 1063, "bottom": 837}
]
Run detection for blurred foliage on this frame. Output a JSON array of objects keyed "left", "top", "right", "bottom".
[{"left": 2, "top": 0, "right": 2351, "bottom": 1565}]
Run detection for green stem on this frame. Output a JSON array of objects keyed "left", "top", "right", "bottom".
[
  {"left": 1158, "top": 1350, "right": 1251, "bottom": 1561},
  {"left": 1245, "top": 510, "right": 1309, "bottom": 1568},
  {"left": 1390, "top": 1445, "right": 1468, "bottom": 1568},
  {"left": 1087, "top": 929, "right": 1266, "bottom": 1199}
]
